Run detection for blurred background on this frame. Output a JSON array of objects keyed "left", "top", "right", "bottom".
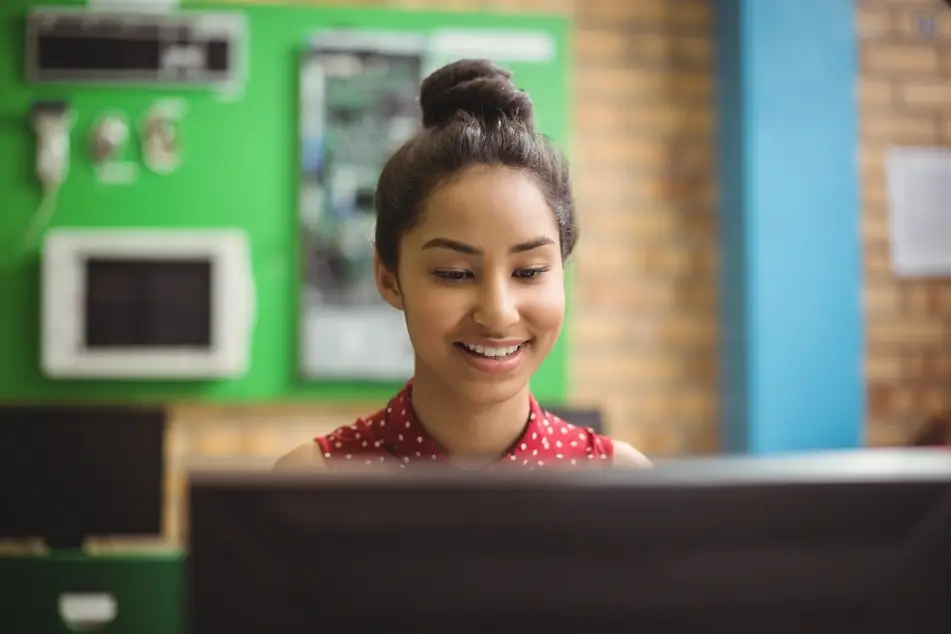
[{"left": 0, "top": 0, "right": 948, "bottom": 548}]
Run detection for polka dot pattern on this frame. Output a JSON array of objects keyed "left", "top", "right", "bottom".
[{"left": 315, "top": 381, "right": 614, "bottom": 471}]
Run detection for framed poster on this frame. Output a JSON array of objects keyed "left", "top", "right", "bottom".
[{"left": 298, "top": 32, "right": 425, "bottom": 380}]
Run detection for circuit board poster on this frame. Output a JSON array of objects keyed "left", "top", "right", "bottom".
[{"left": 298, "top": 29, "right": 556, "bottom": 380}]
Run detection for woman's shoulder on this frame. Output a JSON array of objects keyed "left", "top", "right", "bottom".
[
  {"left": 273, "top": 411, "right": 388, "bottom": 471},
  {"left": 611, "top": 439, "right": 652, "bottom": 467},
  {"left": 273, "top": 441, "right": 328, "bottom": 471},
  {"left": 539, "top": 409, "right": 651, "bottom": 468}
]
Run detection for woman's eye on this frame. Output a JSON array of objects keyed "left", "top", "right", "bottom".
[
  {"left": 433, "top": 270, "right": 471, "bottom": 281},
  {"left": 514, "top": 268, "right": 549, "bottom": 280}
]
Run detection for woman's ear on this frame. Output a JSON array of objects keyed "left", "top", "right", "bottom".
[{"left": 374, "top": 251, "right": 404, "bottom": 311}]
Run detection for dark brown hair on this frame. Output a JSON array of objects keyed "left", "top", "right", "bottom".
[{"left": 373, "top": 59, "right": 576, "bottom": 271}]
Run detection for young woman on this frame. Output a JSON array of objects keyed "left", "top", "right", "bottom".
[{"left": 277, "top": 59, "right": 649, "bottom": 471}]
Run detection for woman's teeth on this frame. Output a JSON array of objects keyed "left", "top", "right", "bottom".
[{"left": 461, "top": 343, "right": 521, "bottom": 358}]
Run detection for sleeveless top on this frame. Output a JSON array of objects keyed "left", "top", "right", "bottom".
[{"left": 315, "top": 381, "right": 614, "bottom": 470}]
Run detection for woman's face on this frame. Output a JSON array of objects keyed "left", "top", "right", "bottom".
[{"left": 375, "top": 165, "right": 566, "bottom": 406}]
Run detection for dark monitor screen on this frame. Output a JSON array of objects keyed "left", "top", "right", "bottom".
[
  {"left": 188, "top": 450, "right": 951, "bottom": 634},
  {"left": 0, "top": 405, "right": 165, "bottom": 549},
  {"left": 84, "top": 257, "right": 213, "bottom": 349}
]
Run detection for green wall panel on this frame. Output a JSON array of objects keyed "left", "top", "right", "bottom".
[{"left": 0, "top": 0, "right": 571, "bottom": 404}]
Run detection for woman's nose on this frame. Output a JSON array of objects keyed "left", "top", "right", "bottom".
[{"left": 472, "top": 279, "right": 519, "bottom": 332}]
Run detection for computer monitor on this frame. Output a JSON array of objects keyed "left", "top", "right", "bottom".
[
  {"left": 0, "top": 404, "right": 165, "bottom": 549},
  {"left": 188, "top": 449, "right": 951, "bottom": 634}
]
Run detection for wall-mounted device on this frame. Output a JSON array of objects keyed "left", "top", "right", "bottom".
[
  {"left": 24, "top": 7, "right": 247, "bottom": 89},
  {"left": 31, "top": 100, "right": 72, "bottom": 188},
  {"left": 140, "top": 103, "right": 182, "bottom": 173},
  {"left": 42, "top": 228, "right": 256, "bottom": 380},
  {"left": 88, "top": 112, "right": 130, "bottom": 164},
  {"left": 26, "top": 101, "right": 73, "bottom": 246}
]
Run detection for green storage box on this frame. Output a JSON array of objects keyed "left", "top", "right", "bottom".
[{"left": 0, "top": 551, "right": 183, "bottom": 634}]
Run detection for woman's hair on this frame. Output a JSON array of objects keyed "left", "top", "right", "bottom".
[{"left": 373, "top": 58, "right": 576, "bottom": 271}]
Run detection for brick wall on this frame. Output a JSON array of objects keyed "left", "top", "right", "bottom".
[
  {"left": 158, "top": 0, "right": 718, "bottom": 542},
  {"left": 569, "top": 1, "right": 716, "bottom": 455},
  {"left": 858, "top": 0, "right": 951, "bottom": 446}
]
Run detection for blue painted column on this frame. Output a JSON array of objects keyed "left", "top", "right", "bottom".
[{"left": 715, "top": 0, "right": 863, "bottom": 454}]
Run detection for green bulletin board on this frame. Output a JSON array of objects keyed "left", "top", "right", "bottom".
[{"left": 0, "top": 0, "right": 571, "bottom": 404}]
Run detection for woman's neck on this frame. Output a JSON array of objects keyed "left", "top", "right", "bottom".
[{"left": 409, "top": 371, "right": 531, "bottom": 460}]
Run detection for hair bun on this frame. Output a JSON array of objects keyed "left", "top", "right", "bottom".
[{"left": 419, "top": 59, "right": 534, "bottom": 130}]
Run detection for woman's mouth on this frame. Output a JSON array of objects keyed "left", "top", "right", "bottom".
[
  {"left": 455, "top": 342, "right": 523, "bottom": 359},
  {"left": 454, "top": 341, "right": 529, "bottom": 373}
]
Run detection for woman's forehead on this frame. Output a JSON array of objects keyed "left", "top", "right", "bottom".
[{"left": 410, "top": 167, "right": 558, "bottom": 242}]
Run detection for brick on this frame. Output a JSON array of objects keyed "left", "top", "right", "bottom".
[
  {"left": 388, "top": 0, "right": 486, "bottom": 8},
  {"left": 861, "top": 113, "right": 939, "bottom": 142},
  {"left": 864, "top": 282, "right": 902, "bottom": 313},
  {"left": 574, "top": 103, "right": 711, "bottom": 140},
  {"left": 576, "top": 0, "right": 709, "bottom": 28},
  {"left": 888, "top": 386, "right": 915, "bottom": 417},
  {"left": 655, "top": 313, "right": 718, "bottom": 350},
  {"left": 866, "top": 319, "right": 948, "bottom": 347},
  {"left": 858, "top": 78, "right": 896, "bottom": 109},
  {"left": 865, "top": 419, "right": 912, "bottom": 447},
  {"left": 482, "top": 0, "right": 574, "bottom": 13},
  {"left": 575, "top": 29, "right": 710, "bottom": 68},
  {"left": 863, "top": 44, "right": 938, "bottom": 74},
  {"left": 863, "top": 243, "right": 893, "bottom": 276},
  {"left": 860, "top": 205, "right": 890, "bottom": 244},
  {"left": 576, "top": 68, "right": 711, "bottom": 103},
  {"left": 575, "top": 351, "right": 696, "bottom": 385},
  {"left": 892, "top": 8, "right": 951, "bottom": 38},
  {"left": 901, "top": 281, "right": 938, "bottom": 314},
  {"left": 668, "top": 386, "right": 717, "bottom": 423},
  {"left": 645, "top": 244, "right": 698, "bottom": 277},
  {"left": 681, "top": 423, "right": 719, "bottom": 454},
  {"left": 631, "top": 176, "right": 715, "bottom": 205},
  {"left": 573, "top": 275, "right": 715, "bottom": 314},
  {"left": 166, "top": 424, "right": 192, "bottom": 460},
  {"left": 576, "top": 137, "right": 711, "bottom": 174},
  {"left": 859, "top": 142, "right": 887, "bottom": 175},
  {"left": 865, "top": 353, "right": 905, "bottom": 382},
  {"left": 244, "top": 425, "right": 302, "bottom": 457},
  {"left": 862, "top": 171, "right": 888, "bottom": 207},
  {"left": 629, "top": 105, "right": 713, "bottom": 137},
  {"left": 581, "top": 206, "right": 700, "bottom": 242},
  {"left": 940, "top": 285, "right": 951, "bottom": 312},
  {"left": 898, "top": 79, "right": 951, "bottom": 108},
  {"left": 621, "top": 387, "right": 716, "bottom": 427},
  {"left": 633, "top": 426, "right": 691, "bottom": 455},
  {"left": 190, "top": 424, "right": 246, "bottom": 456},
  {"left": 570, "top": 313, "right": 641, "bottom": 349},
  {"left": 930, "top": 354, "right": 951, "bottom": 380},
  {"left": 922, "top": 385, "right": 951, "bottom": 411},
  {"left": 574, "top": 242, "right": 708, "bottom": 283},
  {"left": 857, "top": 8, "right": 894, "bottom": 38},
  {"left": 574, "top": 135, "right": 664, "bottom": 169}
]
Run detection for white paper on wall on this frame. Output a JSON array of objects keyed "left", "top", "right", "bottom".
[
  {"left": 885, "top": 146, "right": 951, "bottom": 278},
  {"left": 87, "top": 0, "right": 178, "bottom": 11}
]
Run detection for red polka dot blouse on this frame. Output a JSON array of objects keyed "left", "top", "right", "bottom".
[{"left": 315, "top": 381, "right": 614, "bottom": 470}]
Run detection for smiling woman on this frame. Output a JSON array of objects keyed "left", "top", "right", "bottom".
[{"left": 275, "top": 59, "right": 649, "bottom": 472}]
